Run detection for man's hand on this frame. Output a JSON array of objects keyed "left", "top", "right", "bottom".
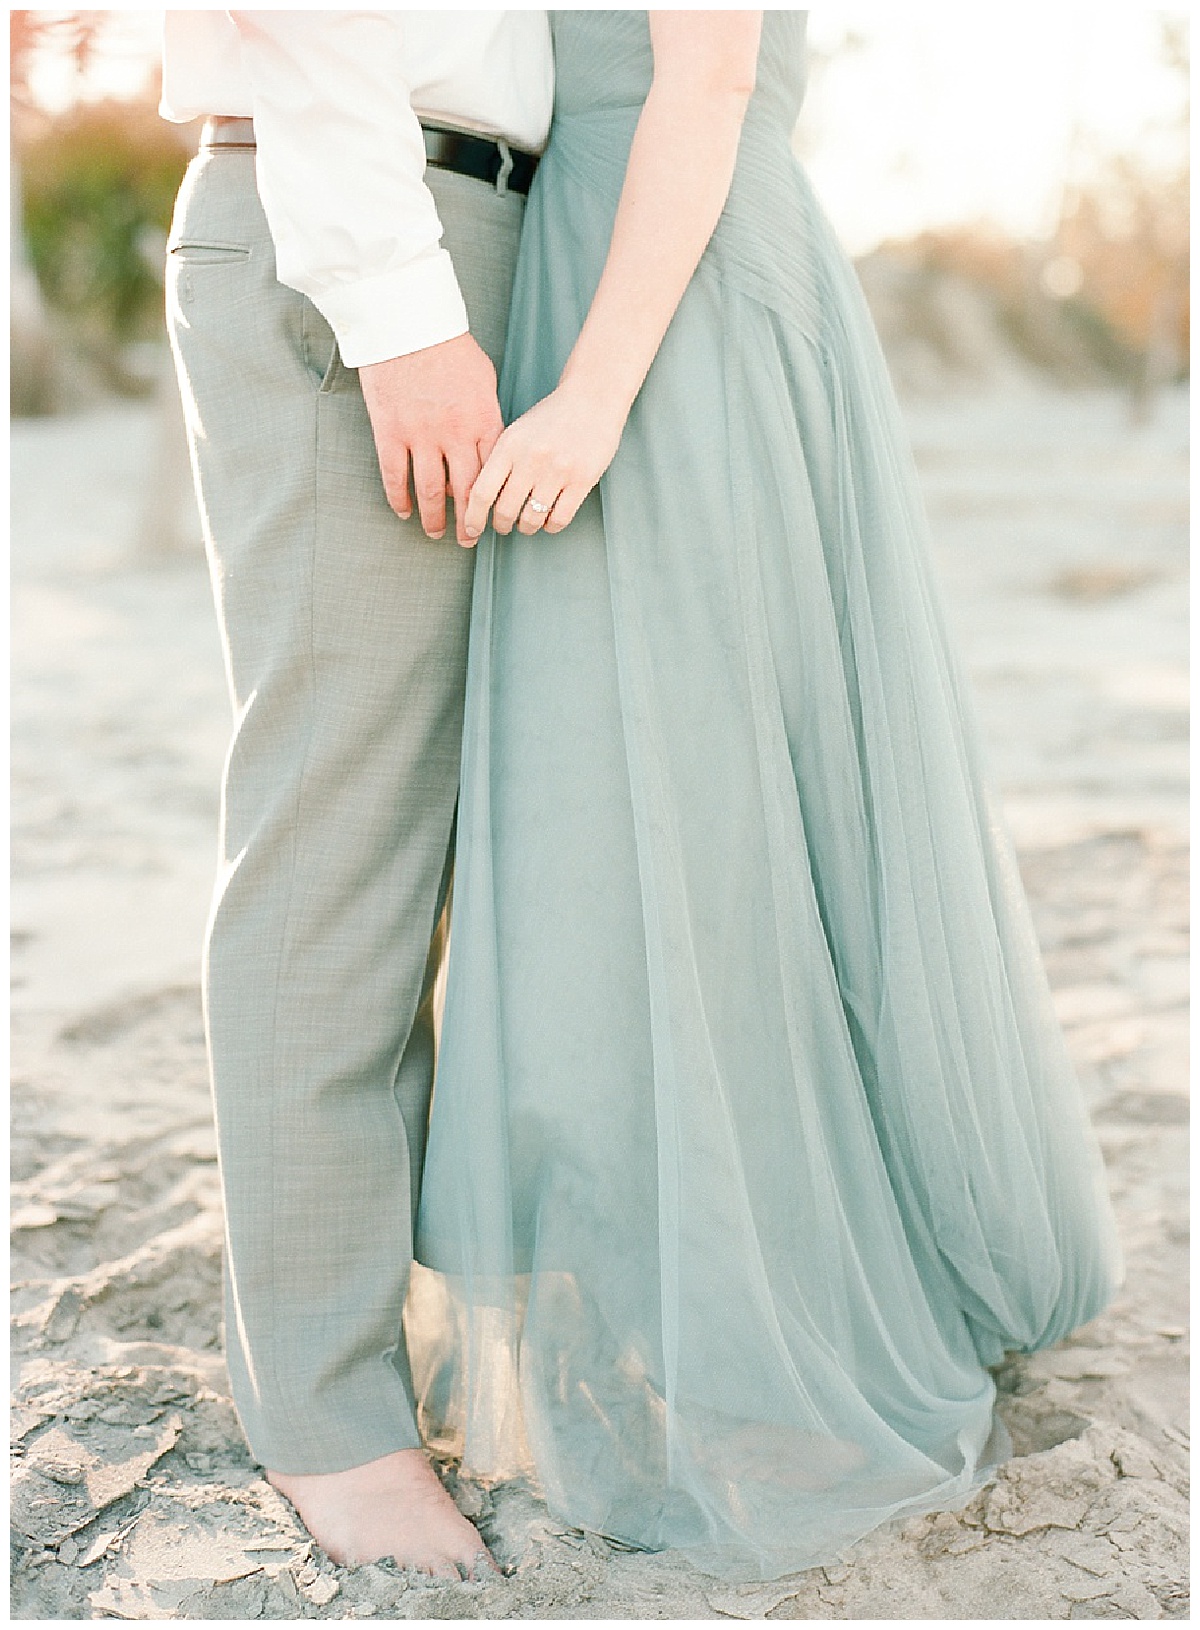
[{"left": 359, "top": 334, "right": 502, "bottom": 546}]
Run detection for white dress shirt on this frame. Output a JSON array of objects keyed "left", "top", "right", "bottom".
[{"left": 160, "top": 11, "right": 553, "bottom": 366}]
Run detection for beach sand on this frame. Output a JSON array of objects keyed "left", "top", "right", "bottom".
[{"left": 11, "top": 381, "right": 1188, "bottom": 1620}]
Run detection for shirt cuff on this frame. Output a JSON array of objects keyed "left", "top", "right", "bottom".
[{"left": 311, "top": 248, "right": 470, "bottom": 368}]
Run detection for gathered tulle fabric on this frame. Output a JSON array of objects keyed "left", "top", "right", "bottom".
[{"left": 410, "top": 11, "right": 1122, "bottom": 1581}]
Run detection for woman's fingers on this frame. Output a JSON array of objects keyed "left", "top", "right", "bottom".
[
  {"left": 491, "top": 471, "right": 534, "bottom": 535},
  {"left": 463, "top": 426, "right": 588, "bottom": 541},
  {"left": 516, "top": 487, "right": 564, "bottom": 536},
  {"left": 463, "top": 444, "right": 512, "bottom": 539},
  {"left": 542, "top": 482, "right": 588, "bottom": 533}
]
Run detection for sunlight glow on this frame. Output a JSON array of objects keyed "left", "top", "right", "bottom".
[
  {"left": 804, "top": 6, "right": 1188, "bottom": 252},
  {"left": 23, "top": 6, "right": 1188, "bottom": 255}
]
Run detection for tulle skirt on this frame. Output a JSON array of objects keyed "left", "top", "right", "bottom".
[{"left": 411, "top": 101, "right": 1122, "bottom": 1580}]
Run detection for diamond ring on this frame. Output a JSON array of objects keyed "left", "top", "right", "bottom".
[{"left": 525, "top": 497, "right": 550, "bottom": 515}]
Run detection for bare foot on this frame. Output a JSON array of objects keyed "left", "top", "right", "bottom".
[{"left": 267, "top": 1449, "right": 496, "bottom": 1580}]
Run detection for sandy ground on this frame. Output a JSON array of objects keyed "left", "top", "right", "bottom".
[{"left": 11, "top": 379, "right": 1188, "bottom": 1620}]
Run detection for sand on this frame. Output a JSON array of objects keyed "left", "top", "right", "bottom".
[{"left": 11, "top": 379, "right": 1188, "bottom": 1620}]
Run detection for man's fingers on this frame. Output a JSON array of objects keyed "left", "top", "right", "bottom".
[
  {"left": 380, "top": 446, "right": 413, "bottom": 521},
  {"left": 476, "top": 413, "right": 503, "bottom": 469},
  {"left": 411, "top": 446, "right": 449, "bottom": 539},
  {"left": 357, "top": 335, "right": 504, "bottom": 534},
  {"left": 447, "top": 447, "right": 483, "bottom": 548},
  {"left": 464, "top": 447, "right": 512, "bottom": 539}
]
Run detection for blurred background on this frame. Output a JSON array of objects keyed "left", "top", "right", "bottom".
[
  {"left": 7, "top": 5, "right": 1192, "bottom": 1125},
  {"left": 10, "top": 8, "right": 1189, "bottom": 420},
  {"left": 9, "top": 13, "right": 1190, "bottom": 1619}
]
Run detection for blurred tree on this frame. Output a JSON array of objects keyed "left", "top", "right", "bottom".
[
  {"left": 1051, "top": 15, "right": 1189, "bottom": 414},
  {"left": 9, "top": 9, "right": 106, "bottom": 412},
  {"left": 12, "top": 9, "right": 201, "bottom": 556},
  {"left": 21, "top": 97, "right": 189, "bottom": 347},
  {"left": 11, "top": 10, "right": 103, "bottom": 117},
  {"left": 853, "top": 15, "right": 1189, "bottom": 401},
  {"left": 11, "top": 148, "right": 56, "bottom": 414},
  {"left": 857, "top": 223, "right": 1137, "bottom": 395},
  {"left": 12, "top": 10, "right": 192, "bottom": 401}
]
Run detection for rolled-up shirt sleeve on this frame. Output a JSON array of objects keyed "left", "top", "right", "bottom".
[{"left": 229, "top": 9, "right": 468, "bottom": 366}]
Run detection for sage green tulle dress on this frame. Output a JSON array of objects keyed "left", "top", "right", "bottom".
[{"left": 413, "top": 10, "right": 1122, "bottom": 1580}]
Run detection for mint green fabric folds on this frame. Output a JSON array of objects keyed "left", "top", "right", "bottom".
[{"left": 413, "top": 10, "right": 1121, "bottom": 1580}]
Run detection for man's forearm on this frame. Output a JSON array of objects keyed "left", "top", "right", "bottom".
[{"left": 229, "top": 10, "right": 469, "bottom": 366}]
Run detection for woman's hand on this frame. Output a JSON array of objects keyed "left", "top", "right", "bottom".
[{"left": 462, "top": 382, "right": 627, "bottom": 542}]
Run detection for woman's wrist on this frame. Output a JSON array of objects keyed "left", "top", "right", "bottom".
[{"left": 557, "top": 354, "right": 640, "bottom": 434}]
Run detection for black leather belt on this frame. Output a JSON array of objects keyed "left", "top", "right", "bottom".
[
  {"left": 200, "top": 116, "right": 539, "bottom": 196},
  {"left": 422, "top": 123, "right": 538, "bottom": 195}
]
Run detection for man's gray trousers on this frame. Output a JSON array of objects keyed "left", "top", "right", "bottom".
[{"left": 167, "top": 147, "right": 523, "bottom": 1472}]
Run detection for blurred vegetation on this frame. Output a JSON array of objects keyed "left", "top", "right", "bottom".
[
  {"left": 21, "top": 96, "right": 189, "bottom": 344},
  {"left": 866, "top": 17, "right": 1188, "bottom": 399},
  {"left": 11, "top": 10, "right": 192, "bottom": 407},
  {"left": 9, "top": 7, "right": 1189, "bottom": 414},
  {"left": 1054, "top": 16, "right": 1189, "bottom": 406},
  {"left": 10, "top": 9, "right": 101, "bottom": 111}
]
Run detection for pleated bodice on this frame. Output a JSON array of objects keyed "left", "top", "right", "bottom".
[{"left": 509, "top": 13, "right": 862, "bottom": 411}]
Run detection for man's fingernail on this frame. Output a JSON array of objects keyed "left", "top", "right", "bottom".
[
  {"left": 465, "top": 526, "right": 481, "bottom": 538},
  {"left": 429, "top": 530, "right": 445, "bottom": 540}
]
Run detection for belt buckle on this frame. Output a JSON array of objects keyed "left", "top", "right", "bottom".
[{"left": 493, "top": 137, "right": 514, "bottom": 197}]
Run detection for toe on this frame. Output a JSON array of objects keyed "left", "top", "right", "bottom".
[{"left": 405, "top": 1546, "right": 461, "bottom": 1581}]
